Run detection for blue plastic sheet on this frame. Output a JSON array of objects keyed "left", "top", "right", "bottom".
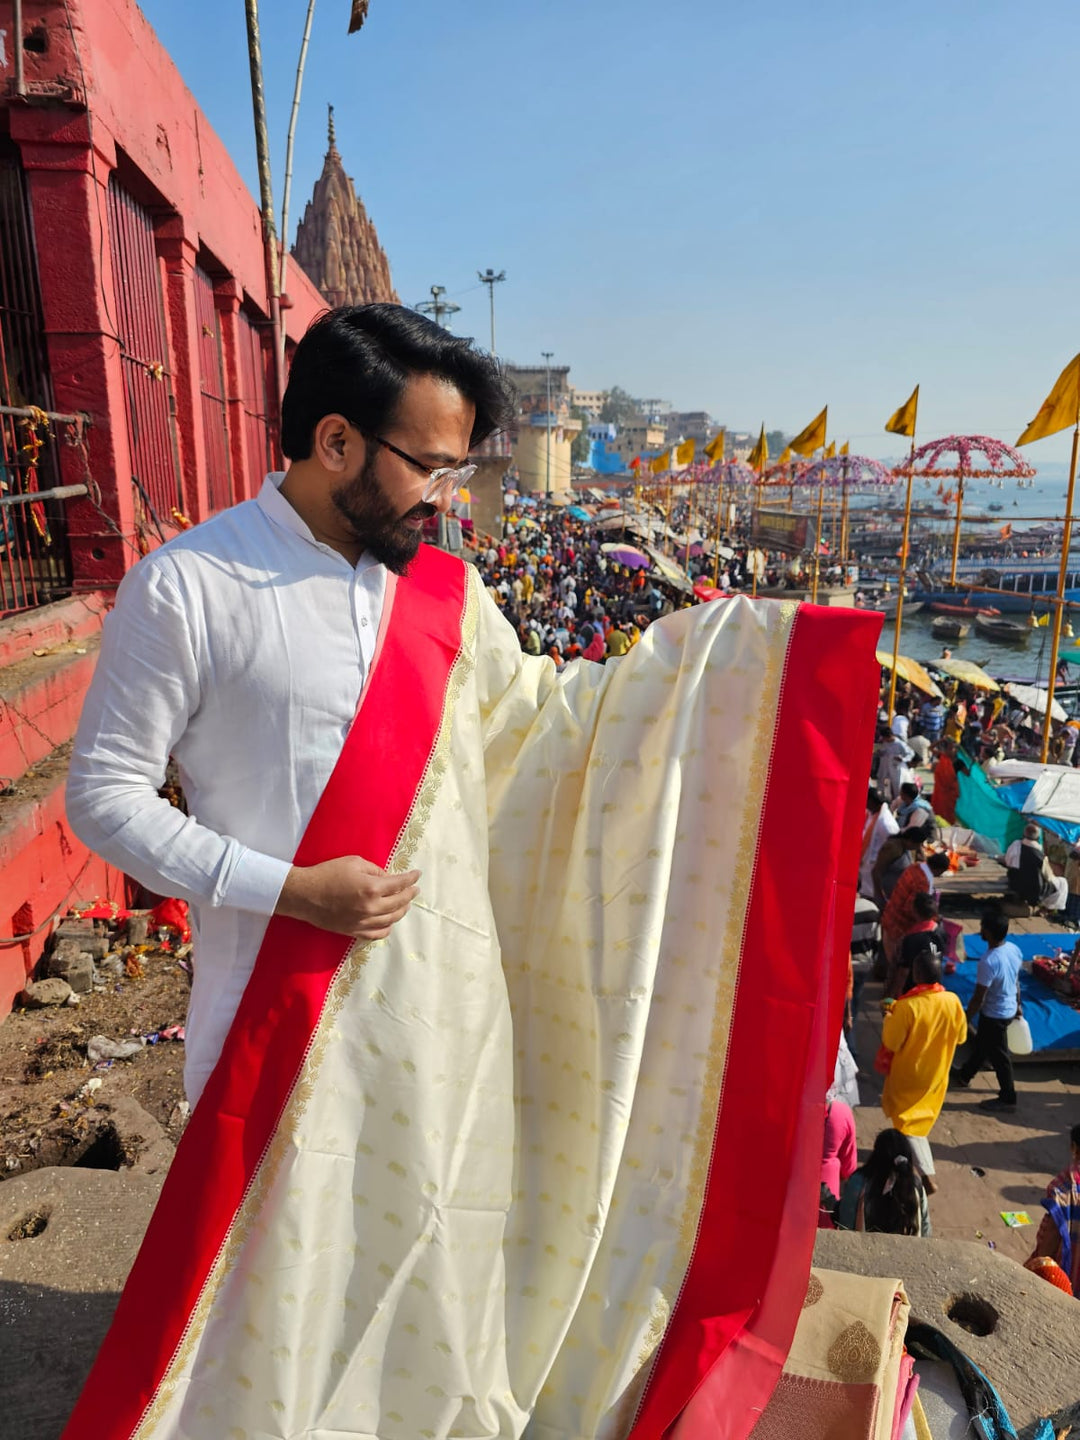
[
  {"left": 947, "top": 933, "right": 1080, "bottom": 1052},
  {"left": 995, "top": 776, "right": 1080, "bottom": 843},
  {"left": 956, "top": 761, "right": 1027, "bottom": 852}
]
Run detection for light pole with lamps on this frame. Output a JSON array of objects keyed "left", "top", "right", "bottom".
[
  {"left": 541, "top": 351, "right": 554, "bottom": 493},
  {"left": 478, "top": 269, "right": 506, "bottom": 354}
]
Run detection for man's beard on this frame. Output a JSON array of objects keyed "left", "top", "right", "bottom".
[{"left": 331, "top": 452, "right": 436, "bottom": 575}]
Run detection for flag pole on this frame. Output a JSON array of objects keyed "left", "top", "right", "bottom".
[
  {"left": 949, "top": 459, "right": 965, "bottom": 585},
  {"left": 663, "top": 474, "right": 674, "bottom": 556},
  {"left": 887, "top": 435, "right": 917, "bottom": 722},
  {"left": 1039, "top": 404, "right": 1080, "bottom": 762},
  {"left": 684, "top": 471, "right": 696, "bottom": 571},
  {"left": 810, "top": 445, "right": 827, "bottom": 604},
  {"left": 712, "top": 473, "right": 724, "bottom": 587}
]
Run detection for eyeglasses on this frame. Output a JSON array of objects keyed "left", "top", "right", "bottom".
[{"left": 365, "top": 432, "right": 477, "bottom": 504}]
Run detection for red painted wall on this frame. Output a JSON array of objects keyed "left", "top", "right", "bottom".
[
  {"left": 0, "top": 0, "right": 334, "bottom": 1007},
  {"left": 1, "top": 0, "right": 326, "bottom": 587}
]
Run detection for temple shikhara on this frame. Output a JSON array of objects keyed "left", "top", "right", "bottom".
[{"left": 292, "top": 107, "right": 399, "bottom": 308}]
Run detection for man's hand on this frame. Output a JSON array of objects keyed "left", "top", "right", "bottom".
[{"left": 276, "top": 857, "right": 421, "bottom": 939}]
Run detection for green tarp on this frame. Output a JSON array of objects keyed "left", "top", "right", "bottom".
[{"left": 955, "top": 759, "right": 1027, "bottom": 853}]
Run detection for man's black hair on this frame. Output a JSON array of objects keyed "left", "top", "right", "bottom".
[
  {"left": 899, "top": 782, "right": 919, "bottom": 800},
  {"left": 981, "top": 907, "right": 1009, "bottom": 945},
  {"left": 912, "top": 947, "right": 942, "bottom": 985},
  {"left": 281, "top": 304, "right": 516, "bottom": 460},
  {"left": 867, "top": 787, "right": 885, "bottom": 811},
  {"left": 926, "top": 852, "right": 951, "bottom": 876}
]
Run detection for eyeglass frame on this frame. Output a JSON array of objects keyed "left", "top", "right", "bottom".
[{"left": 355, "top": 427, "right": 477, "bottom": 504}]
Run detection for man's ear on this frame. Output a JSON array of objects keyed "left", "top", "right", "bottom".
[{"left": 313, "top": 414, "right": 358, "bottom": 474}]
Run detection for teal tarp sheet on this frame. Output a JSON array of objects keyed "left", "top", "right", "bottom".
[{"left": 955, "top": 759, "right": 1027, "bottom": 852}]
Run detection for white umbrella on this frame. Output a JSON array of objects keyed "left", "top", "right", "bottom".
[{"left": 1004, "top": 682, "right": 1067, "bottom": 723}]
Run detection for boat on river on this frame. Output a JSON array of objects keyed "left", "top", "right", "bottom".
[
  {"left": 931, "top": 616, "right": 970, "bottom": 640},
  {"left": 928, "top": 601, "right": 1000, "bottom": 617},
  {"left": 974, "top": 613, "right": 1029, "bottom": 643}
]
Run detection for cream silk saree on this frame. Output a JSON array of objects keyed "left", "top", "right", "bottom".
[{"left": 64, "top": 546, "right": 880, "bottom": 1440}]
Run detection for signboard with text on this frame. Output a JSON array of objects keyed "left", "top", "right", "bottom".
[{"left": 750, "top": 509, "right": 813, "bottom": 555}]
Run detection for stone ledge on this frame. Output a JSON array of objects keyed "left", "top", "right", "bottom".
[{"left": 814, "top": 1229, "right": 1080, "bottom": 1436}]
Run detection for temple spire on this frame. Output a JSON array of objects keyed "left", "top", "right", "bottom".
[{"left": 291, "top": 108, "right": 398, "bottom": 308}]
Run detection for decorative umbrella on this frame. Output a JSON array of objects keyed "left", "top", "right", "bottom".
[
  {"left": 700, "top": 460, "right": 758, "bottom": 586},
  {"left": 646, "top": 545, "right": 694, "bottom": 591},
  {"left": 1004, "top": 681, "right": 1067, "bottom": 723},
  {"left": 896, "top": 435, "right": 1035, "bottom": 585},
  {"left": 769, "top": 456, "right": 897, "bottom": 599},
  {"left": 600, "top": 543, "right": 650, "bottom": 570},
  {"left": 934, "top": 658, "right": 1000, "bottom": 692},
  {"left": 875, "top": 649, "right": 944, "bottom": 699},
  {"left": 566, "top": 505, "right": 591, "bottom": 521}
]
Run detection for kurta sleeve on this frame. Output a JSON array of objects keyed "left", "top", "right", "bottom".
[{"left": 67, "top": 557, "right": 291, "bottom": 914}]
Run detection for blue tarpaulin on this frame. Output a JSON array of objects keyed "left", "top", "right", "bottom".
[
  {"left": 995, "top": 777, "right": 1080, "bottom": 843},
  {"left": 947, "top": 934, "right": 1080, "bottom": 1053}
]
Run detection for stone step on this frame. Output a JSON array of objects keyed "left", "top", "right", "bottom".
[
  {"left": 0, "top": 751, "right": 121, "bottom": 1013},
  {"left": 0, "top": 592, "right": 107, "bottom": 668},
  {"left": 0, "top": 637, "right": 101, "bottom": 788}
]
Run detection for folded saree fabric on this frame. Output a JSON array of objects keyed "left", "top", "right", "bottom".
[
  {"left": 749, "top": 1269, "right": 911, "bottom": 1440},
  {"left": 63, "top": 552, "right": 880, "bottom": 1440}
]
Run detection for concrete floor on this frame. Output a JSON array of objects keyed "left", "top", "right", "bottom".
[{"left": 851, "top": 901, "right": 1080, "bottom": 1270}]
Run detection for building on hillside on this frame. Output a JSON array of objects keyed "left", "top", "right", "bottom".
[
  {"left": 504, "top": 363, "right": 581, "bottom": 493},
  {"left": 614, "top": 419, "right": 667, "bottom": 468},
  {"left": 0, "top": 0, "right": 327, "bottom": 1003},
  {"left": 291, "top": 107, "right": 398, "bottom": 308},
  {"left": 584, "top": 423, "right": 624, "bottom": 476},
  {"left": 568, "top": 387, "right": 606, "bottom": 420},
  {"left": 662, "top": 410, "right": 718, "bottom": 446}
]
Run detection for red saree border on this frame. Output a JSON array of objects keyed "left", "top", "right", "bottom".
[
  {"left": 62, "top": 545, "right": 469, "bottom": 1440},
  {"left": 629, "top": 602, "right": 882, "bottom": 1440}
]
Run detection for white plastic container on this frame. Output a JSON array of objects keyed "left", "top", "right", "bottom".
[{"left": 1007, "top": 1016, "right": 1034, "bottom": 1056}]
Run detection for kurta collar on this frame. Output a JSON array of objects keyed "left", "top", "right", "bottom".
[{"left": 257, "top": 472, "right": 383, "bottom": 577}]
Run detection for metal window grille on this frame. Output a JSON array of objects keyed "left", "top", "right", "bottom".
[
  {"left": 106, "top": 176, "right": 183, "bottom": 522},
  {"left": 193, "top": 265, "right": 233, "bottom": 513},
  {"left": 0, "top": 140, "right": 73, "bottom": 615},
  {"left": 237, "top": 309, "right": 273, "bottom": 490}
]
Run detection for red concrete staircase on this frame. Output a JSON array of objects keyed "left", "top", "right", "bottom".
[{"left": 0, "top": 594, "right": 124, "bottom": 1013}]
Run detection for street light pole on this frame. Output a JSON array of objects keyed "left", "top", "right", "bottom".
[
  {"left": 416, "top": 284, "right": 460, "bottom": 329},
  {"left": 243, "top": 0, "right": 286, "bottom": 417},
  {"left": 477, "top": 269, "right": 506, "bottom": 355},
  {"left": 542, "top": 351, "right": 554, "bottom": 494}
]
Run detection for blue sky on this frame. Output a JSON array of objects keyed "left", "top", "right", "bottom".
[{"left": 138, "top": 0, "right": 1080, "bottom": 459}]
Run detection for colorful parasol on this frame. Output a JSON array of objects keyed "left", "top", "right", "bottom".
[
  {"left": 600, "top": 543, "right": 650, "bottom": 570},
  {"left": 875, "top": 649, "right": 945, "bottom": 699},
  {"left": 934, "top": 658, "right": 1000, "bottom": 692},
  {"left": 896, "top": 435, "right": 1036, "bottom": 585}
]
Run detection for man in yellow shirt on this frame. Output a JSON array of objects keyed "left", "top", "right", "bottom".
[{"left": 878, "top": 948, "right": 967, "bottom": 1194}]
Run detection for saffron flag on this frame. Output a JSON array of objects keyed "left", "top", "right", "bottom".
[
  {"left": 675, "top": 439, "right": 696, "bottom": 467},
  {"left": 824, "top": 441, "right": 836, "bottom": 459},
  {"left": 1017, "top": 354, "right": 1080, "bottom": 446},
  {"left": 885, "top": 385, "right": 919, "bottom": 438},
  {"left": 704, "top": 430, "right": 726, "bottom": 463},
  {"left": 649, "top": 450, "right": 671, "bottom": 474},
  {"left": 349, "top": 0, "right": 370, "bottom": 32},
  {"left": 747, "top": 424, "right": 768, "bottom": 473},
  {"left": 789, "top": 406, "right": 828, "bottom": 457},
  {"left": 778, "top": 446, "right": 793, "bottom": 466},
  {"left": 839, "top": 441, "right": 849, "bottom": 456}
]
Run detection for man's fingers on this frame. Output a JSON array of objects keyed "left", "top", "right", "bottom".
[{"left": 364, "top": 869, "right": 421, "bottom": 899}]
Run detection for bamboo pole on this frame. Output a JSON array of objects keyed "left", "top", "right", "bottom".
[
  {"left": 886, "top": 437, "right": 918, "bottom": 722},
  {"left": 948, "top": 462, "right": 965, "bottom": 584},
  {"left": 277, "top": 0, "right": 318, "bottom": 383},
  {"left": 1040, "top": 410, "right": 1080, "bottom": 762},
  {"left": 811, "top": 476, "right": 826, "bottom": 603},
  {"left": 244, "top": 0, "right": 286, "bottom": 410},
  {"left": 684, "top": 476, "right": 695, "bottom": 570},
  {"left": 712, "top": 478, "right": 724, "bottom": 587}
]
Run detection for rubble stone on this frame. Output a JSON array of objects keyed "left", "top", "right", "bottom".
[
  {"left": 18, "top": 977, "right": 73, "bottom": 1008},
  {"left": 41, "top": 939, "right": 94, "bottom": 994}
]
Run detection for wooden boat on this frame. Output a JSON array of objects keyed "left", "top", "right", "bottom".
[
  {"left": 876, "top": 596, "right": 922, "bottom": 618},
  {"left": 928, "top": 601, "right": 1000, "bottom": 617},
  {"left": 931, "top": 616, "right": 970, "bottom": 640},
  {"left": 974, "top": 613, "right": 1029, "bottom": 643}
]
